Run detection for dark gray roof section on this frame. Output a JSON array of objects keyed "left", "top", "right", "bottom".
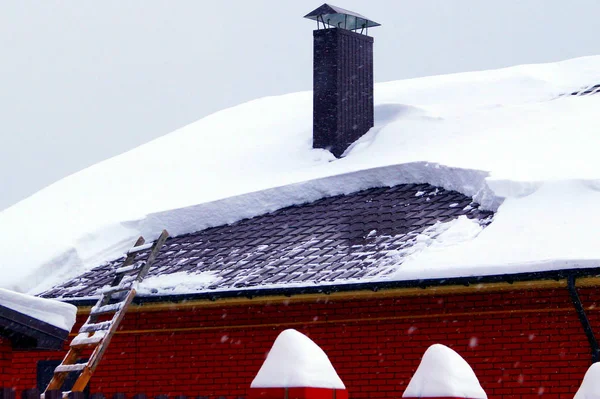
[
  {"left": 0, "top": 305, "right": 70, "bottom": 350},
  {"left": 42, "top": 183, "right": 492, "bottom": 300},
  {"left": 304, "top": 4, "right": 381, "bottom": 30},
  {"left": 557, "top": 83, "right": 600, "bottom": 98},
  {"left": 570, "top": 83, "right": 600, "bottom": 96}
]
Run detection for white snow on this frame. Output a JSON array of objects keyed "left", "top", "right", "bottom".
[
  {"left": 1, "top": 55, "right": 600, "bottom": 293},
  {"left": 126, "top": 242, "right": 153, "bottom": 254},
  {"left": 250, "top": 329, "right": 345, "bottom": 389},
  {"left": 402, "top": 344, "right": 487, "bottom": 399},
  {"left": 71, "top": 331, "right": 106, "bottom": 346},
  {"left": 391, "top": 180, "right": 600, "bottom": 280},
  {"left": 0, "top": 288, "right": 77, "bottom": 331},
  {"left": 136, "top": 162, "right": 495, "bottom": 241},
  {"left": 574, "top": 363, "right": 600, "bottom": 399},
  {"left": 137, "top": 271, "right": 220, "bottom": 295}
]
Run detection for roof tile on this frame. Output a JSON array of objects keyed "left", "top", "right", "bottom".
[{"left": 41, "top": 183, "right": 493, "bottom": 299}]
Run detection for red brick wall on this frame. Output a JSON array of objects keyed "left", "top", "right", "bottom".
[
  {"left": 0, "top": 337, "right": 13, "bottom": 387},
  {"left": 8, "top": 287, "right": 599, "bottom": 399}
]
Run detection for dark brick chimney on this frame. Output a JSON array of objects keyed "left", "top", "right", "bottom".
[{"left": 304, "top": 4, "right": 380, "bottom": 157}]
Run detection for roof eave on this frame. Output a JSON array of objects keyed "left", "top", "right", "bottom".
[
  {"left": 0, "top": 305, "right": 70, "bottom": 350},
  {"left": 67, "top": 266, "right": 600, "bottom": 310}
]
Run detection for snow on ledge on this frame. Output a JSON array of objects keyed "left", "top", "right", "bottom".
[
  {"left": 0, "top": 288, "right": 77, "bottom": 331},
  {"left": 402, "top": 344, "right": 487, "bottom": 399},
  {"left": 137, "top": 271, "right": 221, "bottom": 295},
  {"left": 574, "top": 363, "right": 600, "bottom": 399},
  {"left": 133, "top": 162, "right": 499, "bottom": 238},
  {"left": 250, "top": 329, "right": 345, "bottom": 389}
]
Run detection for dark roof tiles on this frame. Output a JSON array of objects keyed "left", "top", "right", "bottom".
[{"left": 42, "top": 183, "right": 493, "bottom": 299}]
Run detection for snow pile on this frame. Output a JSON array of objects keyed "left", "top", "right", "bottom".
[
  {"left": 384, "top": 216, "right": 487, "bottom": 281},
  {"left": 137, "top": 271, "right": 220, "bottom": 295},
  {"left": 1, "top": 55, "right": 600, "bottom": 293},
  {"left": 0, "top": 288, "right": 77, "bottom": 331},
  {"left": 574, "top": 363, "right": 600, "bottom": 399},
  {"left": 402, "top": 344, "right": 487, "bottom": 399},
  {"left": 392, "top": 180, "right": 600, "bottom": 280},
  {"left": 250, "top": 329, "right": 345, "bottom": 389},
  {"left": 136, "top": 162, "right": 496, "bottom": 239}
]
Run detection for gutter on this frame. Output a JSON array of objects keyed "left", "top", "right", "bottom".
[
  {"left": 567, "top": 275, "right": 600, "bottom": 363},
  {"left": 64, "top": 266, "right": 600, "bottom": 308}
]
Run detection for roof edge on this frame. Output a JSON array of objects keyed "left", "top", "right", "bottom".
[
  {"left": 69, "top": 267, "right": 600, "bottom": 312},
  {"left": 0, "top": 304, "right": 70, "bottom": 350}
]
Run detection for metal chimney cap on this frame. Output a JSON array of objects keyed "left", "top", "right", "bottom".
[{"left": 304, "top": 3, "right": 381, "bottom": 31}]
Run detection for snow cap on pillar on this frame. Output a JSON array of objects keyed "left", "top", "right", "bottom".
[
  {"left": 251, "top": 329, "right": 345, "bottom": 389},
  {"left": 402, "top": 344, "right": 487, "bottom": 399},
  {"left": 574, "top": 362, "right": 600, "bottom": 399}
]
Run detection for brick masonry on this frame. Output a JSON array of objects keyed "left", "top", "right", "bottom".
[
  {"left": 313, "top": 28, "right": 374, "bottom": 157},
  {"left": 7, "top": 287, "right": 599, "bottom": 399},
  {"left": 0, "top": 338, "right": 12, "bottom": 387}
]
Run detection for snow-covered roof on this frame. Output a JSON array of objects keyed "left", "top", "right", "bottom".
[
  {"left": 1, "top": 55, "right": 600, "bottom": 294},
  {"left": 0, "top": 288, "right": 76, "bottom": 349},
  {"left": 0, "top": 288, "right": 76, "bottom": 331}
]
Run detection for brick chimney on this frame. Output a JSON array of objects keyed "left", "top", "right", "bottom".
[{"left": 304, "top": 4, "right": 381, "bottom": 157}]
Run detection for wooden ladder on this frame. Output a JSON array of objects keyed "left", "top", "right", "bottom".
[{"left": 44, "top": 230, "right": 169, "bottom": 395}]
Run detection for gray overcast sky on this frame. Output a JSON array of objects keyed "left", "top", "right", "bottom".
[{"left": 1, "top": 0, "right": 599, "bottom": 210}]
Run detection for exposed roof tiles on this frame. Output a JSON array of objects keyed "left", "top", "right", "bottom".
[
  {"left": 569, "top": 83, "right": 600, "bottom": 96},
  {"left": 41, "top": 183, "right": 492, "bottom": 300}
]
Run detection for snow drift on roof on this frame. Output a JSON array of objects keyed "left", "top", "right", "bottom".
[
  {"left": 1, "top": 55, "right": 600, "bottom": 293},
  {"left": 402, "top": 344, "right": 487, "bottom": 399},
  {"left": 0, "top": 288, "right": 77, "bottom": 331},
  {"left": 250, "top": 329, "right": 345, "bottom": 389}
]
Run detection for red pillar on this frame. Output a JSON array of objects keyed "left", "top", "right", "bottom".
[{"left": 250, "top": 387, "right": 348, "bottom": 399}]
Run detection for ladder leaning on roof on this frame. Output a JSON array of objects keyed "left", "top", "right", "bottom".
[{"left": 44, "top": 230, "right": 169, "bottom": 396}]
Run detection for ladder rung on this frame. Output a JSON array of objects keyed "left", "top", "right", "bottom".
[
  {"left": 114, "top": 262, "right": 144, "bottom": 274},
  {"left": 99, "top": 284, "right": 133, "bottom": 295},
  {"left": 70, "top": 332, "right": 106, "bottom": 348},
  {"left": 80, "top": 321, "right": 112, "bottom": 333},
  {"left": 127, "top": 242, "right": 153, "bottom": 255},
  {"left": 90, "top": 302, "right": 124, "bottom": 316},
  {"left": 55, "top": 363, "right": 88, "bottom": 373},
  {"left": 44, "top": 231, "right": 170, "bottom": 396}
]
